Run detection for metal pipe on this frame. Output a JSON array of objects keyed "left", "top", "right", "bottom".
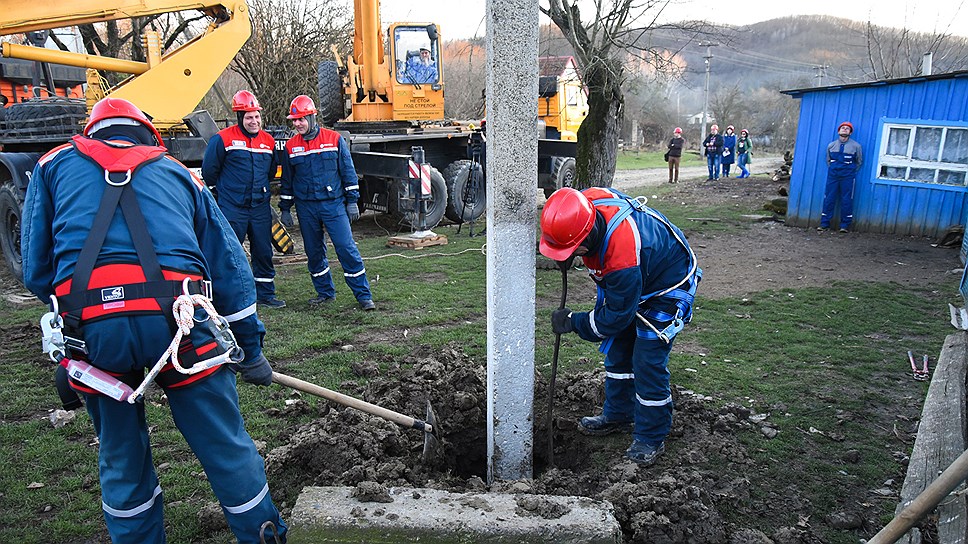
[{"left": 2, "top": 42, "right": 147, "bottom": 75}]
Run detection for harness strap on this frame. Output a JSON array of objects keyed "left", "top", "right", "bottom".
[
  {"left": 56, "top": 279, "right": 209, "bottom": 315},
  {"left": 67, "top": 184, "right": 123, "bottom": 328}
]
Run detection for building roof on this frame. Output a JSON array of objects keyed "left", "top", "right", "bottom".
[
  {"left": 539, "top": 56, "right": 576, "bottom": 78},
  {"left": 781, "top": 69, "right": 968, "bottom": 98}
]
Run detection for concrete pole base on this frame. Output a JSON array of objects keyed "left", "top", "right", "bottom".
[{"left": 288, "top": 486, "right": 622, "bottom": 543}]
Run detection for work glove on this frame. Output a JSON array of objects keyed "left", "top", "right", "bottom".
[
  {"left": 232, "top": 354, "right": 273, "bottom": 386},
  {"left": 280, "top": 209, "right": 294, "bottom": 228},
  {"left": 346, "top": 202, "right": 360, "bottom": 223},
  {"left": 551, "top": 307, "right": 574, "bottom": 335}
]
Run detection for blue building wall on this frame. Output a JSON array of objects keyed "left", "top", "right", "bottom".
[{"left": 785, "top": 73, "right": 968, "bottom": 236}]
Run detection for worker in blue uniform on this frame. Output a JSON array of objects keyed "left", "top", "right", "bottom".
[
  {"left": 819, "top": 121, "right": 863, "bottom": 233},
  {"left": 539, "top": 187, "right": 701, "bottom": 466},
  {"left": 279, "top": 95, "right": 376, "bottom": 311},
  {"left": 202, "top": 90, "right": 285, "bottom": 308},
  {"left": 405, "top": 47, "right": 438, "bottom": 84},
  {"left": 21, "top": 97, "right": 287, "bottom": 544}
]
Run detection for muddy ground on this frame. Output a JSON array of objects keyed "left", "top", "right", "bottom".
[
  {"left": 4, "top": 165, "right": 960, "bottom": 543},
  {"left": 256, "top": 170, "right": 960, "bottom": 543}
]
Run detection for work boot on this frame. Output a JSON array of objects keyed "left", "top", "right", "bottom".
[
  {"left": 258, "top": 297, "right": 287, "bottom": 309},
  {"left": 359, "top": 299, "right": 376, "bottom": 311},
  {"left": 578, "top": 414, "right": 633, "bottom": 436},
  {"left": 625, "top": 440, "right": 665, "bottom": 466},
  {"left": 839, "top": 227, "right": 849, "bottom": 233},
  {"left": 308, "top": 295, "right": 335, "bottom": 306},
  {"left": 816, "top": 225, "right": 829, "bottom": 232}
]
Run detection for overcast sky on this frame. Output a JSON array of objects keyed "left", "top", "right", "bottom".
[{"left": 380, "top": 0, "right": 967, "bottom": 40}]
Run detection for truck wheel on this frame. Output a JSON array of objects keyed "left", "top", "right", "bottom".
[
  {"left": 543, "top": 156, "right": 576, "bottom": 199},
  {"left": 388, "top": 167, "right": 447, "bottom": 229},
  {"left": 317, "top": 61, "right": 345, "bottom": 127},
  {"left": 5, "top": 98, "right": 85, "bottom": 138},
  {"left": 0, "top": 182, "right": 23, "bottom": 282},
  {"left": 443, "top": 160, "right": 486, "bottom": 223}
]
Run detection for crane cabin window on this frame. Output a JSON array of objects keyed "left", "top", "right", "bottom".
[
  {"left": 394, "top": 27, "right": 439, "bottom": 85},
  {"left": 877, "top": 122, "right": 968, "bottom": 187}
]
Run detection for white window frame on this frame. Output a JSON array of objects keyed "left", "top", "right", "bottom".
[{"left": 876, "top": 121, "right": 968, "bottom": 187}]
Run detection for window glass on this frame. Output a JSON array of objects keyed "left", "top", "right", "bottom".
[
  {"left": 880, "top": 165, "right": 906, "bottom": 179},
  {"left": 912, "top": 127, "right": 942, "bottom": 161},
  {"left": 942, "top": 128, "right": 968, "bottom": 164},
  {"left": 938, "top": 170, "right": 967, "bottom": 185},
  {"left": 886, "top": 127, "right": 910, "bottom": 156},
  {"left": 908, "top": 168, "right": 936, "bottom": 182},
  {"left": 393, "top": 27, "right": 438, "bottom": 85}
]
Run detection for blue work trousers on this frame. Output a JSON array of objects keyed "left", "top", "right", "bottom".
[
  {"left": 706, "top": 153, "right": 721, "bottom": 180},
  {"left": 220, "top": 201, "right": 277, "bottom": 302},
  {"left": 294, "top": 199, "right": 372, "bottom": 302},
  {"left": 600, "top": 324, "right": 674, "bottom": 446},
  {"left": 820, "top": 174, "right": 855, "bottom": 229},
  {"left": 80, "top": 316, "right": 286, "bottom": 544}
]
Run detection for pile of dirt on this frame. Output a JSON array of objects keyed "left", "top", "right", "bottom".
[{"left": 263, "top": 344, "right": 826, "bottom": 543}]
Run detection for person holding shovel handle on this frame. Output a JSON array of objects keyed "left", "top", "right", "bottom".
[{"left": 539, "top": 187, "right": 701, "bottom": 466}]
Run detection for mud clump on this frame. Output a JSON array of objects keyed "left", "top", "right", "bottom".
[{"left": 266, "top": 344, "right": 827, "bottom": 543}]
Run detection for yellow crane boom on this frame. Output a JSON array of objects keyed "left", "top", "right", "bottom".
[{"left": 0, "top": 0, "right": 250, "bottom": 128}]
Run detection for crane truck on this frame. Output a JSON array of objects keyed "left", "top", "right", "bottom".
[
  {"left": 316, "top": 0, "right": 578, "bottom": 228},
  {"left": 0, "top": 0, "right": 252, "bottom": 281}
]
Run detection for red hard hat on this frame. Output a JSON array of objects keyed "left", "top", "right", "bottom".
[
  {"left": 539, "top": 188, "right": 596, "bottom": 261},
  {"left": 674, "top": 127, "right": 682, "bottom": 134},
  {"left": 287, "top": 95, "right": 317, "bottom": 119},
  {"left": 84, "top": 97, "right": 163, "bottom": 145},
  {"left": 232, "top": 90, "right": 262, "bottom": 112},
  {"left": 838, "top": 121, "right": 854, "bottom": 133},
  {"left": 711, "top": 124, "right": 719, "bottom": 131}
]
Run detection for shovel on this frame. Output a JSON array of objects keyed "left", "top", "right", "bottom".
[
  {"left": 271, "top": 372, "right": 440, "bottom": 461},
  {"left": 546, "top": 259, "right": 569, "bottom": 467}
]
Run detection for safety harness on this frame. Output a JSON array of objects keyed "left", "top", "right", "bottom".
[
  {"left": 42, "top": 136, "right": 242, "bottom": 407},
  {"left": 591, "top": 193, "right": 702, "bottom": 347}
]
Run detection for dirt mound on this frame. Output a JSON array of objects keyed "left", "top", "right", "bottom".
[{"left": 265, "top": 344, "right": 824, "bottom": 543}]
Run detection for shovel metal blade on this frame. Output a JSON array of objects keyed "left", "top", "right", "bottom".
[{"left": 422, "top": 400, "right": 441, "bottom": 462}]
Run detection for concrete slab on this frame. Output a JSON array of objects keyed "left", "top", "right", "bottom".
[{"left": 288, "top": 486, "right": 622, "bottom": 543}]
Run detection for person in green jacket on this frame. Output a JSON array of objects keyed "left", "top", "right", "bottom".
[{"left": 736, "top": 129, "right": 753, "bottom": 178}]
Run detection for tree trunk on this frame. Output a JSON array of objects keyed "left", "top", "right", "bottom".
[{"left": 574, "top": 64, "right": 623, "bottom": 189}]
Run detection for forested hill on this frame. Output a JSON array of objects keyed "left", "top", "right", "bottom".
[{"left": 668, "top": 15, "right": 968, "bottom": 91}]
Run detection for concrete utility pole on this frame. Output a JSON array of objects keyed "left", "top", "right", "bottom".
[
  {"left": 485, "top": 0, "right": 538, "bottom": 483},
  {"left": 700, "top": 43, "right": 717, "bottom": 144}
]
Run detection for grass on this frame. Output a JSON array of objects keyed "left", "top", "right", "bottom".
[
  {"left": 615, "top": 149, "right": 702, "bottom": 170},
  {"left": 0, "top": 189, "right": 957, "bottom": 543}
]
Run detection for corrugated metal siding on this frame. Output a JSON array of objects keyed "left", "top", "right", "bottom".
[{"left": 786, "top": 75, "right": 968, "bottom": 236}]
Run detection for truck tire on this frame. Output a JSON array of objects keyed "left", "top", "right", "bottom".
[
  {"left": 4, "top": 98, "right": 85, "bottom": 139},
  {"left": 0, "top": 182, "right": 23, "bottom": 282},
  {"left": 543, "top": 156, "right": 576, "bottom": 199},
  {"left": 388, "top": 167, "right": 447, "bottom": 229},
  {"left": 443, "top": 160, "right": 486, "bottom": 223},
  {"left": 317, "top": 61, "right": 345, "bottom": 127}
]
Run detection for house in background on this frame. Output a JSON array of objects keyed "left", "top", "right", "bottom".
[{"left": 781, "top": 70, "right": 968, "bottom": 237}]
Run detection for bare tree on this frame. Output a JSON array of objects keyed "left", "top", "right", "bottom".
[
  {"left": 442, "top": 39, "right": 487, "bottom": 119},
  {"left": 230, "top": 0, "right": 352, "bottom": 126},
  {"left": 709, "top": 83, "right": 747, "bottom": 132},
  {"left": 852, "top": 10, "right": 968, "bottom": 80},
  {"left": 539, "top": 0, "right": 711, "bottom": 187}
]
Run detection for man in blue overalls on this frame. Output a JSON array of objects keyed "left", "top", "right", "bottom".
[
  {"left": 279, "top": 95, "right": 375, "bottom": 311},
  {"left": 21, "top": 97, "right": 287, "bottom": 543},
  {"left": 540, "top": 187, "right": 701, "bottom": 466},
  {"left": 819, "top": 121, "right": 863, "bottom": 232},
  {"left": 203, "top": 90, "right": 285, "bottom": 308}
]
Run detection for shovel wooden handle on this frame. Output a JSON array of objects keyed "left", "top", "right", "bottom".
[{"left": 271, "top": 371, "right": 434, "bottom": 434}]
